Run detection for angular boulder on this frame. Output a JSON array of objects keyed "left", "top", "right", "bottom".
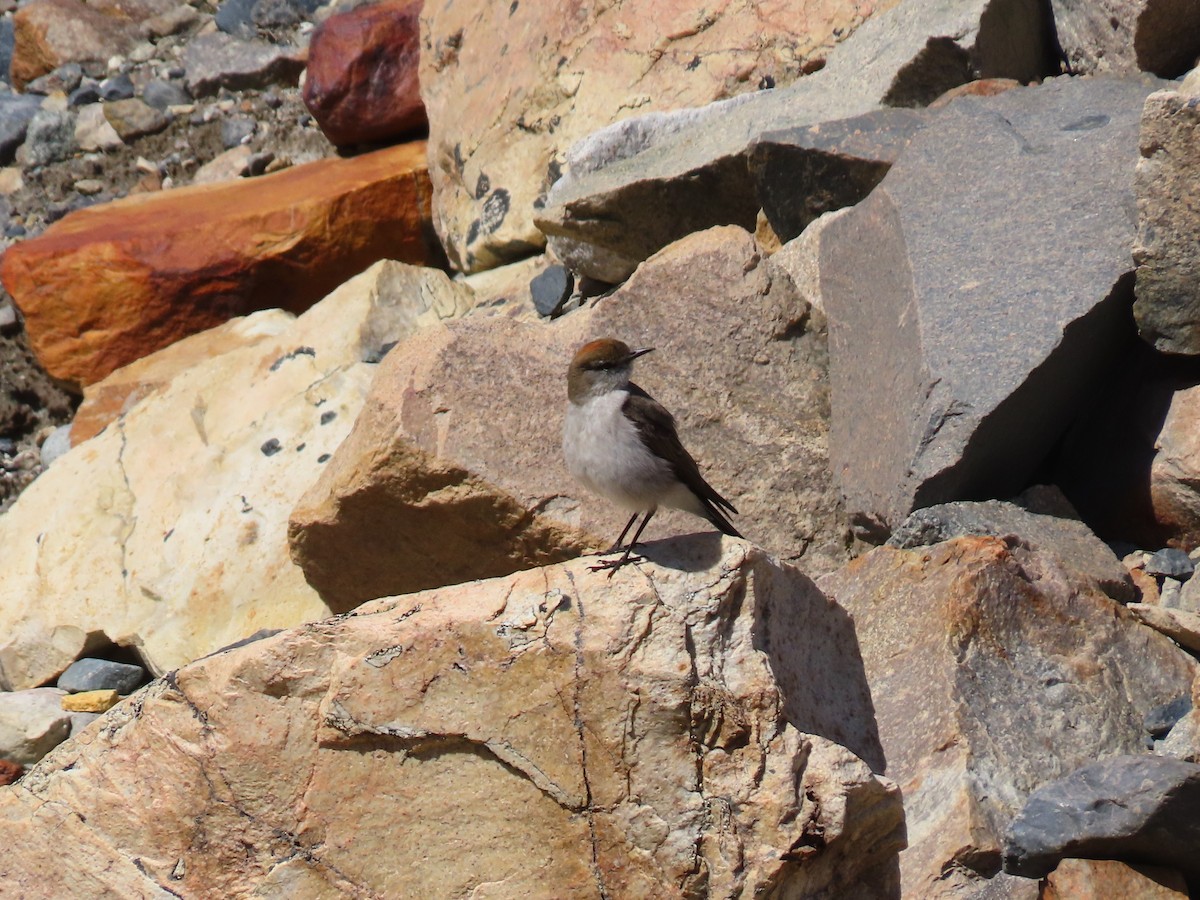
[
  {"left": 1132, "top": 84, "right": 1200, "bottom": 355},
  {"left": 538, "top": 0, "right": 1056, "bottom": 283},
  {"left": 290, "top": 227, "right": 846, "bottom": 611},
  {"left": 1049, "top": 0, "right": 1200, "bottom": 77},
  {"left": 1004, "top": 755, "right": 1200, "bottom": 881},
  {"left": 820, "top": 536, "right": 1197, "bottom": 897},
  {"left": 0, "top": 540, "right": 906, "bottom": 898},
  {"left": 183, "top": 32, "right": 306, "bottom": 97},
  {"left": 1042, "top": 859, "right": 1188, "bottom": 899},
  {"left": 1, "top": 142, "right": 442, "bottom": 387},
  {"left": 820, "top": 74, "right": 1167, "bottom": 538},
  {"left": 0, "top": 262, "right": 478, "bottom": 691},
  {"left": 419, "top": 0, "right": 908, "bottom": 272},
  {"left": 303, "top": 0, "right": 426, "bottom": 147}
]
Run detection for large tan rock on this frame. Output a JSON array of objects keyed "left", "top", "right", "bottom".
[
  {"left": 290, "top": 226, "right": 846, "bottom": 611},
  {"left": 0, "top": 262, "right": 479, "bottom": 691},
  {"left": 1150, "top": 382, "right": 1200, "bottom": 548},
  {"left": 0, "top": 142, "right": 442, "bottom": 387},
  {"left": 1, "top": 540, "right": 905, "bottom": 897},
  {"left": 419, "top": 0, "right": 902, "bottom": 272},
  {"left": 820, "top": 536, "right": 1197, "bottom": 898},
  {"left": 1043, "top": 858, "right": 1189, "bottom": 898}
]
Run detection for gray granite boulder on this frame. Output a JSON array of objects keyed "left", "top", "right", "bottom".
[
  {"left": 0, "top": 94, "right": 43, "bottom": 163},
  {"left": 56, "top": 658, "right": 145, "bottom": 695},
  {"left": 537, "top": 0, "right": 1056, "bottom": 282},
  {"left": 820, "top": 74, "right": 1168, "bottom": 539},
  {"left": 1004, "top": 755, "right": 1200, "bottom": 881},
  {"left": 1132, "top": 83, "right": 1200, "bottom": 355},
  {"left": 184, "top": 32, "right": 305, "bottom": 97}
]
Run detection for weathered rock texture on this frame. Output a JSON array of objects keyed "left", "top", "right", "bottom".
[
  {"left": 0, "top": 262, "right": 478, "bottom": 691},
  {"left": 538, "top": 0, "right": 1056, "bottom": 282},
  {"left": 420, "top": 0, "right": 909, "bottom": 273},
  {"left": 1049, "top": 0, "right": 1200, "bottom": 77},
  {"left": 820, "top": 75, "right": 1166, "bottom": 538},
  {"left": 11, "top": 0, "right": 174, "bottom": 89},
  {"left": 0, "top": 688, "right": 70, "bottom": 766},
  {"left": 820, "top": 536, "right": 1197, "bottom": 898},
  {"left": 303, "top": 0, "right": 426, "bottom": 147},
  {"left": 290, "top": 226, "right": 846, "bottom": 612},
  {"left": 1042, "top": 859, "right": 1189, "bottom": 899},
  {"left": 1004, "top": 755, "right": 1200, "bottom": 882},
  {"left": 0, "top": 540, "right": 906, "bottom": 898},
  {"left": 1, "top": 142, "right": 441, "bottom": 387},
  {"left": 1133, "top": 86, "right": 1200, "bottom": 355}
]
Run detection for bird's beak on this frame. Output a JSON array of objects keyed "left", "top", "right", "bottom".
[{"left": 626, "top": 347, "right": 654, "bottom": 362}]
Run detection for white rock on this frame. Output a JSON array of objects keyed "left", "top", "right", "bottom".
[{"left": 0, "top": 688, "right": 71, "bottom": 765}]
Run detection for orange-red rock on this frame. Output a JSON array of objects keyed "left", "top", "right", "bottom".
[
  {"left": 303, "top": 0, "right": 426, "bottom": 147},
  {"left": 0, "top": 758, "right": 22, "bottom": 786},
  {"left": 1, "top": 141, "right": 443, "bottom": 387}
]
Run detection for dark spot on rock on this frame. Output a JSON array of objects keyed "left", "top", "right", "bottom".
[
  {"left": 758, "top": 74, "right": 775, "bottom": 90},
  {"left": 317, "top": 453, "right": 331, "bottom": 463},
  {"left": 801, "top": 56, "right": 826, "bottom": 75},
  {"left": 453, "top": 143, "right": 465, "bottom": 174},
  {"left": 479, "top": 189, "right": 510, "bottom": 237},
  {"left": 546, "top": 157, "right": 563, "bottom": 186},
  {"left": 1110, "top": 16, "right": 1120, "bottom": 29},
  {"left": 1062, "top": 114, "right": 1109, "bottom": 132},
  {"left": 320, "top": 410, "right": 337, "bottom": 425},
  {"left": 509, "top": 0, "right": 518, "bottom": 12},
  {"left": 363, "top": 341, "right": 398, "bottom": 364},
  {"left": 261, "top": 438, "right": 282, "bottom": 457},
  {"left": 296, "top": 443, "right": 306, "bottom": 452},
  {"left": 474, "top": 172, "right": 490, "bottom": 199},
  {"left": 686, "top": 55, "right": 701, "bottom": 71},
  {"left": 269, "top": 346, "right": 316, "bottom": 371},
  {"left": 163, "top": 528, "right": 173, "bottom": 542},
  {"left": 466, "top": 218, "right": 481, "bottom": 245}
]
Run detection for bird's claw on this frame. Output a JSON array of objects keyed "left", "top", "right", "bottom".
[{"left": 588, "top": 554, "right": 644, "bottom": 577}]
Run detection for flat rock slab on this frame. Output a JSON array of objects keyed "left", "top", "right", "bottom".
[
  {"left": 1133, "top": 87, "right": 1200, "bottom": 355},
  {"left": 289, "top": 227, "right": 846, "bottom": 611},
  {"left": 0, "top": 141, "right": 441, "bottom": 387},
  {"left": 184, "top": 32, "right": 306, "bottom": 97},
  {"left": 820, "top": 74, "right": 1169, "bottom": 538},
  {"left": 1004, "top": 755, "right": 1200, "bottom": 881},
  {"left": 0, "top": 540, "right": 905, "bottom": 898},
  {"left": 538, "top": 0, "right": 1055, "bottom": 282},
  {"left": 820, "top": 536, "right": 1196, "bottom": 898},
  {"left": 749, "top": 107, "right": 930, "bottom": 243}
]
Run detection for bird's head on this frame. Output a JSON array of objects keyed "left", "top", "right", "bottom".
[{"left": 567, "top": 338, "right": 654, "bottom": 403}]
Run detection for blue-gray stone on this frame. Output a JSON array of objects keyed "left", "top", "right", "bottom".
[
  {"left": 25, "top": 62, "right": 83, "bottom": 96},
  {"left": 1004, "top": 755, "right": 1200, "bottom": 880},
  {"left": 0, "top": 94, "right": 43, "bottom": 163},
  {"left": 1146, "top": 547, "right": 1194, "bottom": 579},
  {"left": 530, "top": 265, "right": 574, "bottom": 317},
  {"left": 1145, "top": 693, "right": 1192, "bottom": 738},
  {"left": 57, "top": 658, "right": 146, "bottom": 695},
  {"left": 221, "top": 115, "right": 256, "bottom": 148},
  {"left": 215, "top": 0, "right": 257, "bottom": 38},
  {"left": 68, "top": 82, "right": 102, "bottom": 107},
  {"left": 141, "top": 79, "right": 191, "bottom": 110},
  {"left": 0, "top": 18, "right": 13, "bottom": 87},
  {"left": 99, "top": 73, "right": 135, "bottom": 102},
  {"left": 18, "top": 108, "right": 76, "bottom": 167}
]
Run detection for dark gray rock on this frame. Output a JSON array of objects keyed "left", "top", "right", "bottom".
[
  {"left": 537, "top": 0, "right": 1056, "bottom": 282},
  {"left": 1003, "top": 755, "right": 1200, "bottom": 880},
  {"left": 16, "top": 108, "right": 76, "bottom": 167},
  {"left": 253, "top": 0, "right": 321, "bottom": 28},
  {"left": 25, "top": 63, "right": 83, "bottom": 96},
  {"left": 1147, "top": 547, "right": 1195, "bottom": 579},
  {"left": 215, "top": 0, "right": 257, "bottom": 38},
  {"left": 887, "top": 491, "right": 1136, "bottom": 602},
  {"left": 68, "top": 82, "right": 102, "bottom": 107},
  {"left": 184, "top": 32, "right": 306, "bottom": 97},
  {"left": 99, "top": 73, "right": 135, "bottom": 102},
  {"left": 1132, "top": 87, "right": 1200, "bottom": 355},
  {"left": 141, "top": 79, "right": 191, "bottom": 111},
  {"left": 1050, "top": 0, "right": 1200, "bottom": 78},
  {"left": 1146, "top": 694, "right": 1192, "bottom": 739},
  {"left": 0, "top": 94, "right": 44, "bottom": 164},
  {"left": 749, "top": 108, "right": 929, "bottom": 243},
  {"left": 529, "top": 265, "right": 574, "bottom": 317},
  {"left": 820, "top": 74, "right": 1168, "bottom": 539},
  {"left": 56, "top": 657, "right": 145, "bottom": 695},
  {"left": 220, "top": 114, "right": 256, "bottom": 148},
  {"left": 0, "top": 18, "right": 12, "bottom": 88}
]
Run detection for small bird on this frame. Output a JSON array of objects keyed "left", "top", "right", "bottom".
[{"left": 562, "top": 337, "right": 742, "bottom": 574}]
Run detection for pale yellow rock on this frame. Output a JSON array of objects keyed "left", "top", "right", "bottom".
[
  {"left": 0, "top": 261, "right": 481, "bottom": 690},
  {"left": 61, "top": 690, "right": 119, "bottom": 713},
  {"left": 3, "top": 539, "right": 905, "bottom": 897},
  {"left": 0, "top": 166, "right": 25, "bottom": 195}
]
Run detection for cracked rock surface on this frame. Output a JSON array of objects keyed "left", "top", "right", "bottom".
[{"left": 0, "top": 537, "right": 905, "bottom": 898}]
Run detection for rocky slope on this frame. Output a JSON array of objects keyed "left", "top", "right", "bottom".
[{"left": 2, "top": 0, "right": 1200, "bottom": 897}]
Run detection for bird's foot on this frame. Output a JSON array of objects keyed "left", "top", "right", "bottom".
[{"left": 588, "top": 553, "right": 644, "bottom": 577}]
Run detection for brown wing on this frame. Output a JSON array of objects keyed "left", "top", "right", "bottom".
[{"left": 624, "top": 384, "right": 741, "bottom": 537}]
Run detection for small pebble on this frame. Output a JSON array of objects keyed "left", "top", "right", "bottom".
[
  {"left": 74, "top": 178, "right": 104, "bottom": 195},
  {"left": 1146, "top": 547, "right": 1194, "bottom": 580},
  {"left": 99, "top": 72, "right": 135, "bottom": 101},
  {"left": 261, "top": 438, "right": 283, "bottom": 457},
  {"left": 1145, "top": 693, "right": 1192, "bottom": 738},
  {"left": 61, "top": 689, "right": 120, "bottom": 713},
  {"left": 67, "top": 82, "right": 101, "bottom": 106}
]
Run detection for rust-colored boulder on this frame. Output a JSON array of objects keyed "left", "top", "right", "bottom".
[
  {"left": 1, "top": 141, "right": 443, "bottom": 387},
  {"left": 303, "top": 0, "right": 426, "bottom": 147}
]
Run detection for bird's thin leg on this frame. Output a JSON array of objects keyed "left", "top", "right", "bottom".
[
  {"left": 590, "top": 510, "right": 656, "bottom": 576},
  {"left": 603, "top": 512, "right": 641, "bottom": 554}
]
